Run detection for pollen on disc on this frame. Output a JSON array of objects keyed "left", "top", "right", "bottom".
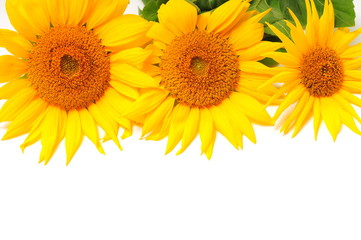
[
  {"left": 28, "top": 25, "right": 111, "bottom": 110},
  {"left": 160, "top": 30, "right": 240, "bottom": 108},
  {"left": 300, "top": 46, "right": 344, "bottom": 97}
]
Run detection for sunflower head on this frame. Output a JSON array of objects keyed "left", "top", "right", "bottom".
[
  {"left": 126, "top": 0, "right": 282, "bottom": 158},
  {"left": 0, "top": 0, "right": 153, "bottom": 164},
  {"left": 262, "top": 0, "right": 361, "bottom": 140}
]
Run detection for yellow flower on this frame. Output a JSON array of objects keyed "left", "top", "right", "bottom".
[
  {"left": 262, "top": 0, "right": 361, "bottom": 140},
  {"left": 0, "top": 0, "right": 153, "bottom": 164},
  {"left": 125, "top": 0, "right": 282, "bottom": 158}
]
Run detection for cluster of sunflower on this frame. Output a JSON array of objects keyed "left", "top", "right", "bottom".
[{"left": 0, "top": 0, "right": 360, "bottom": 165}]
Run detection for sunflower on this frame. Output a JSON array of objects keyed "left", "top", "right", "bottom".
[
  {"left": 125, "top": 0, "right": 282, "bottom": 158},
  {"left": 260, "top": 0, "right": 361, "bottom": 140},
  {"left": 0, "top": 0, "right": 154, "bottom": 164}
]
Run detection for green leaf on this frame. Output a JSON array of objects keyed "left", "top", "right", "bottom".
[
  {"left": 250, "top": 0, "right": 355, "bottom": 41},
  {"left": 324, "top": 0, "right": 355, "bottom": 27},
  {"left": 139, "top": 0, "right": 230, "bottom": 22},
  {"left": 142, "top": 0, "right": 153, "bottom": 4},
  {"left": 140, "top": 0, "right": 168, "bottom": 22},
  {"left": 259, "top": 48, "right": 286, "bottom": 67},
  {"left": 196, "top": 0, "right": 228, "bottom": 11}
]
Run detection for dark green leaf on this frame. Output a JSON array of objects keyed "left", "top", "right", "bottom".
[
  {"left": 142, "top": 0, "right": 154, "bottom": 5},
  {"left": 250, "top": 0, "right": 355, "bottom": 41},
  {"left": 259, "top": 48, "right": 286, "bottom": 67},
  {"left": 140, "top": 0, "right": 168, "bottom": 22},
  {"left": 325, "top": 0, "right": 355, "bottom": 27}
]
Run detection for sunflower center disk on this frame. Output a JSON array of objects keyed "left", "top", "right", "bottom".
[
  {"left": 60, "top": 55, "right": 80, "bottom": 77},
  {"left": 300, "top": 47, "right": 344, "bottom": 97},
  {"left": 28, "top": 25, "right": 110, "bottom": 110},
  {"left": 160, "top": 30, "right": 240, "bottom": 108},
  {"left": 190, "top": 57, "right": 209, "bottom": 75}
]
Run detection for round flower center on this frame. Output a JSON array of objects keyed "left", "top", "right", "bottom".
[
  {"left": 28, "top": 25, "right": 110, "bottom": 110},
  {"left": 300, "top": 47, "right": 344, "bottom": 97},
  {"left": 160, "top": 30, "right": 240, "bottom": 108},
  {"left": 60, "top": 55, "right": 80, "bottom": 76}
]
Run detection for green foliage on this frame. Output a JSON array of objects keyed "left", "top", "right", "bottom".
[
  {"left": 195, "top": 0, "right": 229, "bottom": 11},
  {"left": 250, "top": 0, "right": 355, "bottom": 39},
  {"left": 140, "top": 0, "right": 168, "bottom": 22},
  {"left": 140, "top": 0, "right": 355, "bottom": 36},
  {"left": 139, "top": 0, "right": 356, "bottom": 66},
  {"left": 140, "top": 0, "right": 228, "bottom": 21}
]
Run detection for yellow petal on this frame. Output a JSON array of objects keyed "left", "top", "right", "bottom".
[
  {"left": 97, "top": 15, "right": 151, "bottom": 50},
  {"left": 199, "top": 107, "right": 214, "bottom": 153},
  {"left": 238, "top": 41, "right": 282, "bottom": 62},
  {"left": 339, "top": 108, "right": 361, "bottom": 135},
  {"left": 345, "top": 70, "right": 361, "bottom": 80},
  {"left": 317, "top": 0, "right": 334, "bottom": 47},
  {"left": 0, "top": 87, "right": 36, "bottom": 121},
  {"left": 6, "top": 0, "right": 50, "bottom": 41},
  {"left": 343, "top": 81, "right": 361, "bottom": 94},
  {"left": 88, "top": 103, "right": 122, "bottom": 150},
  {"left": 333, "top": 93, "right": 361, "bottom": 122},
  {"left": 304, "top": 0, "right": 319, "bottom": 47},
  {"left": 266, "top": 22, "right": 301, "bottom": 59},
  {"left": 0, "top": 79, "right": 31, "bottom": 99},
  {"left": 40, "top": 106, "right": 67, "bottom": 164},
  {"left": 85, "top": 0, "right": 129, "bottom": 30},
  {"left": 20, "top": 106, "right": 48, "bottom": 152},
  {"left": 111, "top": 47, "right": 153, "bottom": 70},
  {"left": 286, "top": 9, "right": 310, "bottom": 55},
  {"left": 332, "top": 28, "right": 361, "bottom": 54},
  {"left": 278, "top": 91, "right": 307, "bottom": 134},
  {"left": 125, "top": 89, "right": 169, "bottom": 120},
  {"left": 0, "top": 55, "right": 28, "bottom": 83},
  {"left": 313, "top": 97, "right": 321, "bottom": 140},
  {"left": 2, "top": 98, "right": 47, "bottom": 140},
  {"left": 101, "top": 88, "right": 136, "bottom": 121},
  {"left": 145, "top": 100, "right": 174, "bottom": 141},
  {"left": 177, "top": 107, "right": 200, "bottom": 155},
  {"left": 221, "top": 98, "right": 256, "bottom": 144},
  {"left": 78, "top": 108, "right": 104, "bottom": 154},
  {"left": 142, "top": 97, "right": 175, "bottom": 137},
  {"left": 341, "top": 42, "right": 361, "bottom": 59},
  {"left": 320, "top": 97, "right": 341, "bottom": 141},
  {"left": 96, "top": 97, "right": 132, "bottom": 131},
  {"left": 111, "top": 63, "right": 159, "bottom": 88},
  {"left": 207, "top": 0, "right": 249, "bottom": 35},
  {"left": 258, "top": 71, "right": 299, "bottom": 89},
  {"left": 344, "top": 58, "right": 361, "bottom": 71},
  {"left": 65, "top": 110, "right": 83, "bottom": 165},
  {"left": 291, "top": 94, "right": 314, "bottom": 137},
  {"left": 158, "top": 0, "right": 197, "bottom": 35},
  {"left": 197, "top": 11, "right": 211, "bottom": 31},
  {"left": 165, "top": 104, "right": 190, "bottom": 154},
  {"left": 261, "top": 52, "right": 300, "bottom": 67},
  {"left": 240, "top": 61, "right": 283, "bottom": 75},
  {"left": 239, "top": 87, "right": 275, "bottom": 105},
  {"left": 110, "top": 80, "right": 139, "bottom": 100},
  {"left": 0, "top": 29, "right": 32, "bottom": 58},
  {"left": 204, "top": 130, "right": 216, "bottom": 159},
  {"left": 338, "top": 89, "right": 361, "bottom": 108},
  {"left": 147, "top": 22, "right": 176, "bottom": 45},
  {"left": 265, "top": 81, "right": 298, "bottom": 106},
  {"left": 47, "top": 0, "right": 88, "bottom": 26},
  {"left": 272, "top": 85, "right": 305, "bottom": 121},
  {"left": 230, "top": 92, "right": 271, "bottom": 125},
  {"left": 228, "top": 16, "right": 264, "bottom": 50},
  {"left": 209, "top": 106, "right": 238, "bottom": 149}
]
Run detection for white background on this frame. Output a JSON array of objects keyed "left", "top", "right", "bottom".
[{"left": 1, "top": 0, "right": 361, "bottom": 239}]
